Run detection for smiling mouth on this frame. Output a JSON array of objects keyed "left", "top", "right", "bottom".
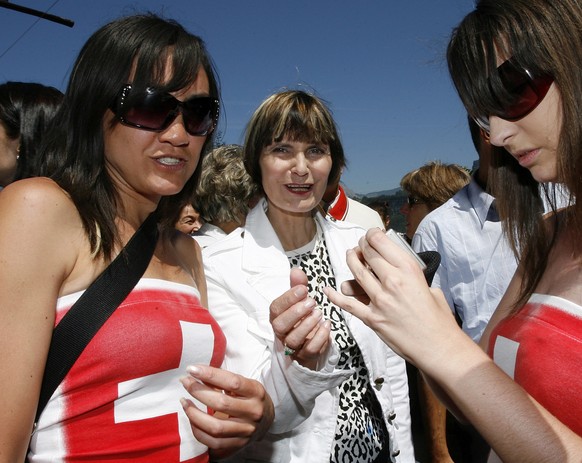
[
  {"left": 157, "top": 156, "right": 184, "bottom": 166},
  {"left": 286, "top": 184, "right": 312, "bottom": 192}
]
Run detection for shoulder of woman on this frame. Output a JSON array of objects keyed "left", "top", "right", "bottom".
[
  {"left": 172, "top": 231, "right": 203, "bottom": 262},
  {"left": 0, "top": 177, "right": 78, "bottom": 227},
  {"left": 1, "top": 176, "right": 69, "bottom": 201}
]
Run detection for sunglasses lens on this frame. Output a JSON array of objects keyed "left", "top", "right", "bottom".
[
  {"left": 497, "top": 61, "right": 553, "bottom": 121},
  {"left": 113, "top": 86, "right": 218, "bottom": 136},
  {"left": 475, "top": 61, "right": 553, "bottom": 133},
  {"left": 121, "top": 89, "right": 177, "bottom": 131},
  {"left": 182, "top": 97, "right": 218, "bottom": 136}
]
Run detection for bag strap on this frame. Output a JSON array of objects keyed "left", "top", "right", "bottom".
[{"left": 35, "top": 213, "right": 159, "bottom": 423}]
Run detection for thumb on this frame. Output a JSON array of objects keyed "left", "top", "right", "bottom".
[{"left": 290, "top": 266, "right": 308, "bottom": 288}]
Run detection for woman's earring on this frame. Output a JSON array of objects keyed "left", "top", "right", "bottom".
[{"left": 16, "top": 146, "right": 20, "bottom": 161}]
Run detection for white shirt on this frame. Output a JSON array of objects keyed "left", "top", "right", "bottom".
[
  {"left": 412, "top": 178, "right": 518, "bottom": 342},
  {"left": 203, "top": 199, "right": 414, "bottom": 463},
  {"left": 191, "top": 222, "right": 227, "bottom": 248}
]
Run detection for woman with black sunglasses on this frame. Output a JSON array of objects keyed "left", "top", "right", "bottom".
[
  {"left": 0, "top": 14, "right": 273, "bottom": 462},
  {"left": 315, "top": 0, "right": 582, "bottom": 461}
]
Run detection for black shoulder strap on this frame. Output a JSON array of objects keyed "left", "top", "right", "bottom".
[{"left": 35, "top": 213, "right": 159, "bottom": 423}]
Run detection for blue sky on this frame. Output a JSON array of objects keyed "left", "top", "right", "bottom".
[{"left": 0, "top": 0, "right": 477, "bottom": 195}]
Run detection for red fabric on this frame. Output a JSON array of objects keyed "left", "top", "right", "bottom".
[
  {"left": 489, "top": 296, "right": 582, "bottom": 436},
  {"left": 327, "top": 185, "right": 349, "bottom": 221},
  {"left": 33, "top": 282, "right": 225, "bottom": 462}
]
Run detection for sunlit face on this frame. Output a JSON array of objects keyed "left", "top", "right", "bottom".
[
  {"left": 0, "top": 123, "right": 19, "bottom": 187},
  {"left": 259, "top": 138, "right": 332, "bottom": 218},
  {"left": 400, "top": 197, "right": 430, "bottom": 241},
  {"left": 175, "top": 204, "right": 203, "bottom": 235},
  {"left": 487, "top": 54, "right": 562, "bottom": 183},
  {"left": 103, "top": 68, "right": 211, "bottom": 204}
]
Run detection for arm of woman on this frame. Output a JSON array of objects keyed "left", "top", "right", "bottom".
[
  {"left": 204, "top": 260, "right": 350, "bottom": 435},
  {"left": 325, "top": 228, "right": 582, "bottom": 463},
  {"left": 0, "top": 179, "right": 79, "bottom": 462}
]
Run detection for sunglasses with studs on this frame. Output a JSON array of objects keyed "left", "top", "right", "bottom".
[{"left": 110, "top": 84, "right": 220, "bottom": 137}]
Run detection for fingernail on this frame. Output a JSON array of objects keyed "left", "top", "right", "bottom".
[
  {"left": 304, "top": 298, "right": 315, "bottom": 309},
  {"left": 293, "top": 286, "right": 307, "bottom": 298},
  {"left": 187, "top": 365, "right": 200, "bottom": 376},
  {"left": 180, "top": 397, "right": 189, "bottom": 409},
  {"left": 311, "top": 308, "right": 323, "bottom": 320}
]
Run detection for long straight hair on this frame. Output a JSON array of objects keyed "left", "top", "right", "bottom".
[
  {"left": 39, "top": 14, "right": 220, "bottom": 260},
  {"left": 447, "top": 0, "right": 582, "bottom": 308}
]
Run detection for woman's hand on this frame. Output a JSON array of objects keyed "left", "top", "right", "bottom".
[
  {"left": 180, "top": 364, "right": 274, "bottom": 460},
  {"left": 269, "top": 267, "right": 331, "bottom": 370},
  {"left": 324, "top": 228, "right": 460, "bottom": 371}
]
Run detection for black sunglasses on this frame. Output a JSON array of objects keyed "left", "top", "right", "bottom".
[
  {"left": 110, "top": 85, "right": 219, "bottom": 136},
  {"left": 474, "top": 60, "right": 554, "bottom": 133}
]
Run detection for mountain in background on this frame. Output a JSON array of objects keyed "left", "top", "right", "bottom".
[{"left": 344, "top": 185, "right": 401, "bottom": 200}]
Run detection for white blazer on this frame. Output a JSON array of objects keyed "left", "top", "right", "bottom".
[{"left": 203, "top": 199, "right": 414, "bottom": 463}]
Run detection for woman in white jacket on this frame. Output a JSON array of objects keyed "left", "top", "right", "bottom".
[{"left": 203, "top": 90, "right": 414, "bottom": 463}]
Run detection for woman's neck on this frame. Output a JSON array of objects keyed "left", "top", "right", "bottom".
[{"left": 266, "top": 202, "right": 317, "bottom": 251}]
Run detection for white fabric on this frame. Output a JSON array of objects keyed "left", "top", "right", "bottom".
[
  {"left": 191, "top": 222, "right": 227, "bottom": 248},
  {"left": 344, "top": 198, "right": 385, "bottom": 230},
  {"left": 412, "top": 177, "right": 518, "bottom": 342},
  {"left": 203, "top": 198, "right": 414, "bottom": 463}
]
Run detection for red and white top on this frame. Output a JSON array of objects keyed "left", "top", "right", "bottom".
[
  {"left": 489, "top": 293, "right": 582, "bottom": 436},
  {"left": 30, "top": 279, "right": 226, "bottom": 463}
]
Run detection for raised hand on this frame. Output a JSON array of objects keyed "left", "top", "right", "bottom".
[
  {"left": 269, "top": 267, "right": 331, "bottom": 370},
  {"left": 324, "top": 228, "right": 458, "bottom": 369},
  {"left": 180, "top": 364, "right": 274, "bottom": 460}
]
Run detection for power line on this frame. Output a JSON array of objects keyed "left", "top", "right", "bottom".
[
  {"left": 0, "top": 1, "right": 73, "bottom": 27},
  {"left": 0, "top": 0, "right": 74, "bottom": 62}
]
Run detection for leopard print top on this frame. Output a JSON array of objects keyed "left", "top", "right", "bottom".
[{"left": 287, "top": 227, "right": 388, "bottom": 463}]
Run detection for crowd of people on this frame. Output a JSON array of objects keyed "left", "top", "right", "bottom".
[{"left": 2, "top": 0, "right": 581, "bottom": 462}]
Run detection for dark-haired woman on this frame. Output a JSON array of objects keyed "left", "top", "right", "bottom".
[
  {"left": 0, "top": 14, "right": 272, "bottom": 462},
  {"left": 0, "top": 81, "right": 63, "bottom": 186}
]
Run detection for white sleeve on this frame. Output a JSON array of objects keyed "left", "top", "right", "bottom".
[{"left": 205, "top": 259, "right": 351, "bottom": 434}]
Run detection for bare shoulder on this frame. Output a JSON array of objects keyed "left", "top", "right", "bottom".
[
  {"left": 0, "top": 178, "right": 84, "bottom": 280},
  {"left": 172, "top": 231, "right": 204, "bottom": 274},
  {"left": 171, "top": 231, "right": 207, "bottom": 304},
  {"left": 0, "top": 177, "right": 79, "bottom": 226}
]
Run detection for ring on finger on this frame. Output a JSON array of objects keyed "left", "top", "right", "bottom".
[{"left": 284, "top": 344, "right": 296, "bottom": 356}]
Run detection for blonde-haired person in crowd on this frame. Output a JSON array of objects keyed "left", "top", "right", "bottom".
[
  {"left": 192, "top": 144, "right": 258, "bottom": 248},
  {"left": 399, "top": 161, "right": 471, "bottom": 242},
  {"left": 394, "top": 160, "right": 471, "bottom": 462},
  {"left": 203, "top": 89, "right": 414, "bottom": 462}
]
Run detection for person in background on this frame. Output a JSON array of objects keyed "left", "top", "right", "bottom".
[
  {"left": 394, "top": 161, "right": 471, "bottom": 462},
  {"left": 399, "top": 161, "right": 470, "bottom": 243},
  {"left": 367, "top": 199, "right": 392, "bottom": 230},
  {"left": 324, "top": 0, "right": 582, "bottom": 461},
  {"left": 411, "top": 119, "right": 517, "bottom": 463},
  {"left": 192, "top": 144, "right": 258, "bottom": 248},
  {"left": 203, "top": 89, "right": 414, "bottom": 463},
  {"left": 0, "top": 14, "right": 272, "bottom": 462},
  {"left": 0, "top": 81, "right": 63, "bottom": 187},
  {"left": 175, "top": 202, "right": 204, "bottom": 235},
  {"left": 322, "top": 168, "right": 386, "bottom": 230}
]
